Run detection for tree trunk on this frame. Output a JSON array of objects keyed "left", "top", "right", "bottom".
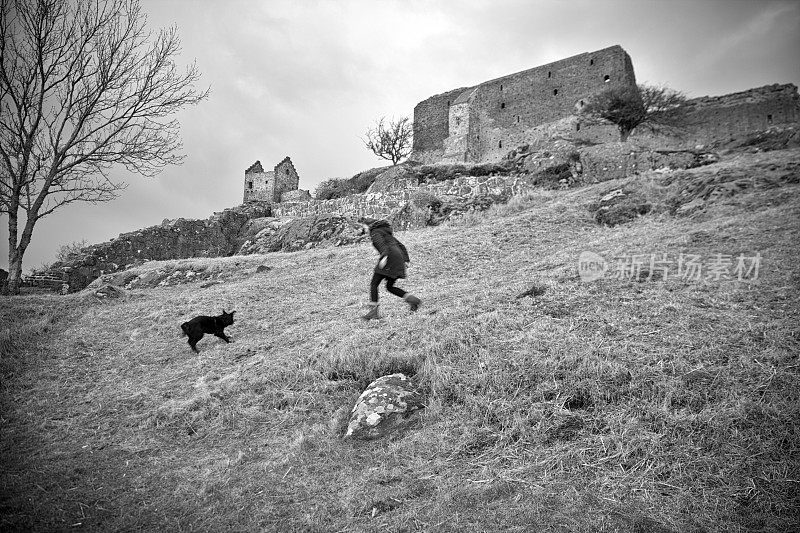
[
  {"left": 619, "top": 127, "right": 632, "bottom": 142},
  {"left": 7, "top": 252, "right": 23, "bottom": 295},
  {"left": 6, "top": 211, "right": 34, "bottom": 295}
]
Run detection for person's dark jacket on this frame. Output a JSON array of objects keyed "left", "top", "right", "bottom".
[{"left": 368, "top": 220, "right": 409, "bottom": 279}]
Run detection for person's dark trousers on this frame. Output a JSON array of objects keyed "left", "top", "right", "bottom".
[{"left": 370, "top": 273, "right": 407, "bottom": 302}]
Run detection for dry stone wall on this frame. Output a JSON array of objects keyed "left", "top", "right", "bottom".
[
  {"left": 273, "top": 174, "right": 531, "bottom": 221},
  {"left": 45, "top": 203, "right": 271, "bottom": 292}
]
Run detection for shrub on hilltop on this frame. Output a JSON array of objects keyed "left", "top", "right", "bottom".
[{"left": 314, "top": 167, "right": 390, "bottom": 200}]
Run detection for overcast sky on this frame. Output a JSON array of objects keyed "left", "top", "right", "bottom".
[{"left": 2, "top": 0, "right": 799, "bottom": 273}]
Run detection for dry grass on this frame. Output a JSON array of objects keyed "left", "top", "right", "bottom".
[{"left": 1, "top": 149, "right": 799, "bottom": 532}]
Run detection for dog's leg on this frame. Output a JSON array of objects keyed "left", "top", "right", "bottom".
[{"left": 188, "top": 333, "right": 202, "bottom": 353}]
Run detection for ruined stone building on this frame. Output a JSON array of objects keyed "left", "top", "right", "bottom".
[
  {"left": 411, "top": 45, "right": 637, "bottom": 163},
  {"left": 243, "top": 157, "right": 310, "bottom": 203},
  {"left": 676, "top": 83, "right": 799, "bottom": 144},
  {"left": 411, "top": 45, "right": 800, "bottom": 163}
]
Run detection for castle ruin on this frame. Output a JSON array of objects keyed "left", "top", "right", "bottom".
[
  {"left": 411, "top": 45, "right": 637, "bottom": 164},
  {"left": 243, "top": 157, "right": 310, "bottom": 203},
  {"left": 411, "top": 45, "right": 799, "bottom": 163}
]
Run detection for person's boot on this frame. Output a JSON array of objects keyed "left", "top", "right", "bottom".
[
  {"left": 404, "top": 294, "right": 421, "bottom": 312},
  {"left": 361, "top": 302, "right": 380, "bottom": 320}
]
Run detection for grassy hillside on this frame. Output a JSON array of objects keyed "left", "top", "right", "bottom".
[{"left": 2, "top": 149, "right": 799, "bottom": 532}]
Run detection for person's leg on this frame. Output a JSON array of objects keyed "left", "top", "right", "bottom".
[
  {"left": 386, "top": 277, "right": 421, "bottom": 311},
  {"left": 370, "top": 272, "right": 383, "bottom": 302},
  {"left": 384, "top": 277, "right": 407, "bottom": 298},
  {"left": 362, "top": 273, "right": 383, "bottom": 320}
]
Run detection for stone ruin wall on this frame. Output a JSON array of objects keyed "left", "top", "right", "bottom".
[
  {"left": 281, "top": 189, "right": 312, "bottom": 202},
  {"left": 273, "top": 157, "right": 300, "bottom": 201},
  {"left": 48, "top": 203, "right": 271, "bottom": 291},
  {"left": 412, "top": 45, "right": 637, "bottom": 164},
  {"left": 412, "top": 45, "right": 799, "bottom": 163},
  {"left": 243, "top": 161, "right": 273, "bottom": 203},
  {"left": 668, "top": 83, "right": 799, "bottom": 147},
  {"left": 470, "top": 45, "right": 637, "bottom": 163},
  {"left": 411, "top": 87, "right": 471, "bottom": 164},
  {"left": 272, "top": 174, "right": 533, "bottom": 221}
]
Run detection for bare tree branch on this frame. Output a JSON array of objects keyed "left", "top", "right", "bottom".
[{"left": 362, "top": 116, "right": 413, "bottom": 165}]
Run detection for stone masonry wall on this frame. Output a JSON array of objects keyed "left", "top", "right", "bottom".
[
  {"left": 281, "top": 189, "right": 312, "bottom": 202},
  {"left": 412, "top": 87, "right": 470, "bottom": 163},
  {"left": 273, "top": 157, "right": 300, "bottom": 202},
  {"left": 46, "top": 203, "right": 271, "bottom": 291},
  {"left": 273, "top": 175, "right": 531, "bottom": 220},
  {"left": 674, "top": 84, "right": 799, "bottom": 147},
  {"left": 471, "top": 45, "right": 636, "bottom": 163},
  {"left": 243, "top": 160, "right": 275, "bottom": 203},
  {"left": 412, "top": 45, "right": 637, "bottom": 164}
]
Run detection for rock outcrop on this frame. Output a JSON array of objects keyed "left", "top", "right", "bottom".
[{"left": 344, "top": 373, "right": 425, "bottom": 440}]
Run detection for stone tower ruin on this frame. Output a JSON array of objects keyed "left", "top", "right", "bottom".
[{"left": 243, "top": 157, "right": 301, "bottom": 203}]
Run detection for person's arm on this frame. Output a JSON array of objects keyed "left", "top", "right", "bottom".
[
  {"left": 398, "top": 241, "right": 410, "bottom": 263},
  {"left": 371, "top": 231, "right": 390, "bottom": 258}
]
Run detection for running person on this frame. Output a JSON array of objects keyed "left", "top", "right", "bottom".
[{"left": 359, "top": 217, "right": 422, "bottom": 320}]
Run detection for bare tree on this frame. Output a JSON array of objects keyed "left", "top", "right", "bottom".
[
  {"left": 579, "top": 83, "right": 687, "bottom": 142},
  {"left": 55, "top": 238, "right": 89, "bottom": 262},
  {"left": 0, "top": 0, "right": 208, "bottom": 294},
  {"left": 362, "top": 116, "right": 413, "bottom": 165}
]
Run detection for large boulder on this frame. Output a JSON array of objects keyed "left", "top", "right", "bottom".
[{"left": 344, "top": 373, "right": 425, "bottom": 440}]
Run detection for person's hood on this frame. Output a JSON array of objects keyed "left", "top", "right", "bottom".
[{"left": 369, "top": 219, "right": 392, "bottom": 233}]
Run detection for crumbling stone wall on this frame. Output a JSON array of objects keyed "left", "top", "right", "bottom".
[
  {"left": 670, "top": 84, "right": 799, "bottom": 147},
  {"left": 243, "top": 161, "right": 272, "bottom": 202},
  {"left": 412, "top": 45, "right": 637, "bottom": 164},
  {"left": 46, "top": 203, "right": 271, "bottom": 291},
  {"left": 412, "top": 87, "right": 471, "bottom": 164},
  {"left": 412, "top": 47, "right": 800, "bottom": 164},
  {"left": 273, "top": 174, "right": 531, "bottom": 220},
  {"left": 281, "top": 189, "right": 312, "bottom": 202},
  {"left": 273, "top": 157, "right": 300, "bottom": 202}
]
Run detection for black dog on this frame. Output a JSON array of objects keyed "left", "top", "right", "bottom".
[{"left": 180, "top": 310, "right": 235, "bottom": 353}]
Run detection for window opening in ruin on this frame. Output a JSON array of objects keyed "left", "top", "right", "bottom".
[
  {"left": 576, "top": 122, "right": 581, "bottom": 131},
  {"left": 590, "top": 58, "right": 594, "bottom": 65},
  {"left": 548, "top": 71, "right": 551, "bottom": 78},
  {"left": 248, "top": 181, "right": 253, "bottom": 189},
  {"left": 580, "top": 100, "right": 584, "bottom": 106},
  {"left": 517, "top": 115, "right": 520, "bottom": 123},
  {"left": 553, "top": 89, "right": 558, "bottom": 96},
  {"left": 604, "top": 75, "right": 610, "bottom": 83},
  {"left": 447, "top": 100, "right": 450, "bottom": 106},
  {"left": 499, "top": 140, "right": 503, "bottom": 149},
  {"left": 500, "top": 84, "right": 503, "bottom": 91},
  {"left": 501, "top": 102, "right": 506, "bottom": 109},
  {"left": 767, "top": 114, "right": 773, "bottom": 124}
]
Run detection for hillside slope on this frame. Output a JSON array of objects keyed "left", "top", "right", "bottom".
[{"left": 2, "top": 149, "right": 799, "bottom": 532}]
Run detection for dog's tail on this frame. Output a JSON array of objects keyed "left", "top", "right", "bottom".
[{"left": 180, "top": 323, "right": 189, "bottom": 336}]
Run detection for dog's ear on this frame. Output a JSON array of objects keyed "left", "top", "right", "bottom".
[{"left": 222, "top": 309, "right": 227, "bottom": 315}]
